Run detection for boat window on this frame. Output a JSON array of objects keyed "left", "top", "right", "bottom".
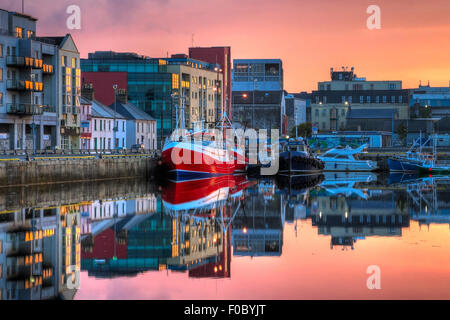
[
  {"left": 324, "top": 153, "right": 338, "bottom": 157},
  {"left": 336, "top": 155, "right": 349, "bottom": 159}
]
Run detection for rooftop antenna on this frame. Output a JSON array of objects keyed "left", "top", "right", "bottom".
[
  {"left": 22, "top": 0, "right": 24, "bottom": 13},
  {"left": 192, "top": 34, "right": 194, "bottom": 48}
]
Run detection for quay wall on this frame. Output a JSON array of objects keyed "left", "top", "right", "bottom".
[
  {"left": 0, "top": 178, "right": 158, "bottom": 213},
  {"left": 0, "top": 156, "right": 159, "bottom": 187}
]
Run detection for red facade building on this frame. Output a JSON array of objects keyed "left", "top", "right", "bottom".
[
  {"left": 189, "top": 47, "right": 232, "bottom": 120},
  {"left": 81, "top": 72, "right": 128, "bottom": 105}
]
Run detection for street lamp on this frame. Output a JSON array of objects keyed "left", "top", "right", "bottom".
[
  {"left": 31, "top": 73, "right": 37, "bottom": 153},
  {"left": 252, "top": 79, "right": 258, "bottom": 129},
  {"left": 113, "top": 84, "right": 118, "bottom": 150}
]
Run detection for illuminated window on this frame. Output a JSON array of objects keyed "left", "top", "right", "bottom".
[
  {"left": 72, "top": 57, "right": 77, "bottom": 68},
  {"left": 27, "top": 30, "right": 34, "bottom": 39},
  {"left": 15, "top": 27, "right": 23, "bottom": 38}
]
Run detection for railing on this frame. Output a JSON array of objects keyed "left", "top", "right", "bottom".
[
  {"left": 6, "top": 104, "right": 44, "bottom": 116},
  {"left": 42, "top": 105, "right": 56, "bottom": 113},
  {"left": 61, "top": 127, "right": 80, "bottom": 136},
  {"left": 6, "top": 80, "right": 43, "bottom": 92},
  {"left": 6, "top": 56, "right": 36, "bottom": 68},
  {"left": 42, "top": 64, "right": 54, "bottom": 74},
  {"left": 0, "top": 148, "right": 161, "bottom": 160},
  {"left": 33, "top": 59, "right": 43, "bottom": 69},
  {"left": 72, "top": 106, "right": 81, "bottom": 114}
]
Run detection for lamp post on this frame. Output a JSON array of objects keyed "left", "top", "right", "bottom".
[
  {"left": 31, "top": 73, "right": 37, "bottom": 154},
  {"left": 113, "top": 84, "right": 118, "bottom": 150},
  {"left": 252, "top": 79, "right": 257, "bottom": 129}
]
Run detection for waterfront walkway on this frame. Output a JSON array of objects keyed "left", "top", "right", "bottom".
[{"left": 0, "top": 149, "right": 161, "bottom": 162}]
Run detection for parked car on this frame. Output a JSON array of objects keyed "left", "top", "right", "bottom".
[{"left": 131, "top": 144, "right": 145, "bottom": 151}]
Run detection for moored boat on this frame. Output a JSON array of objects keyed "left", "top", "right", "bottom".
[
  {"left": 318, "top": 144, "right": 378, "bottom": 172},
  {"left": 279, "top": 138, "right": 324, "bottom": 174}
]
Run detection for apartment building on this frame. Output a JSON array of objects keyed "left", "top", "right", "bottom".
[
  {"left": 0, "top": 9, "right": 57, "bottom": 150},
  {"left": 164, "top": 54, "right": 223, "bottom": 129}
]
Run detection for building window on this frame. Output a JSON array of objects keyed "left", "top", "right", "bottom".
[
  {"left": 27, "top": 30, "right": 34, "bottom": 39},
  {"left": 72, "top": 57, "right": 77, "bottom": 68},
  {"left": 348, "top": 96, "right": 352, "bottom": 103},
  {"left": 360, "top": 96, "right": 364, "bottom": 103},
  {"left": 383, "top": 96, "right": 387, "bottom": 103},
  {"left": 341, "top": 96, "right": 346, "bottom": 103},
  {"left": 376, "top": 96, "right": 380, "bottom": 103},
  {"left": 0, "top": 68, "right": 2, "bottom": 81},
  {"left": 367, "top": 96, "right": 371, "bottom": 103},
  {"left": 315, "top": 109, "right": 319, "bottom": 117},
  {"left": 391, "top": 96, "right": 396, "bottom": 103},
  {"left": 399, "top": 96, "right": 403, "bottom": 103},
  {"left": 389, "top": 83, "right": 396, "bottom": 90},
  {"left": 15, "top": 27, "right": 23, "bottom": 38},
  {"left": 0, "top": 44, "right": 3, "bottom": 57},
  {"left": 62, "top": 55, "right": 67, "bottom": 67},
  {"left": 0, "top": 93, "right": 3, "bottom": 105}
]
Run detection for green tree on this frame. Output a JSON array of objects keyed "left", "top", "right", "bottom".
[
  {"left": 396, "top": 122, "right": 407, "bottom": 142},
  {"left": 290, "top": 122, "right": 312, "bottom": 138}
]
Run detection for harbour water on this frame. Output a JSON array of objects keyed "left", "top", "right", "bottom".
[{"left": 1, "top": 173, "right": 449, "bottom": 300}]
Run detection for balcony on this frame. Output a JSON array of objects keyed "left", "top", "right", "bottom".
[
  {"left": 72, "top": 106, "right": 81, "bottom": 114},
  {"left": 61, "top": 127, "right": 80, "bottom": 136},
  {"left": 6, "top": 56, "right": 39, "bottom": 68},
  {"left": 6, "top": 103, "right": 44, "bottom": 116},
  {"left": 42, "top": 105, "right": 57, "bottom": 113},
  {"left": 62, "top": 106, "right": 71, "bottom": 114},
  {"left": 42, "top": 64, "right": 54, "bottom": 74},
  {"left": 33, "top": 59, "right": 43, "bottom": 69},
  {"left": 6, "top": 80, "right": 43, "bottom": 92}
]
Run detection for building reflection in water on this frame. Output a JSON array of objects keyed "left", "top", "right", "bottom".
[
  {"left": 0, "top": 204, "right": 80, "bottom": 300},
  {"left": 1, "top": 174, "right": 450, "bottom": 299}
]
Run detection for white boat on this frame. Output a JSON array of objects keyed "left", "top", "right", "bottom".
[{"left": 318, "top": 144, "right": 378, "bottom": 172}]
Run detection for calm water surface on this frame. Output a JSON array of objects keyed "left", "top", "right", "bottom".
[{"left": 1, "top": 173, "right": 449, "bottom": 300}]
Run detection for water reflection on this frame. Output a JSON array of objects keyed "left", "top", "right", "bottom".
[{"left": 0, "top": 174, "right": 449, "bottom": 299}]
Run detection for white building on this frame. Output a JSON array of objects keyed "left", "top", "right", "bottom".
[
  {"left": 112, "top": 101, "right": 157, "bottom": 149},
  {"left": 90, "top": 99, "right": 126, "bottom": 150}
]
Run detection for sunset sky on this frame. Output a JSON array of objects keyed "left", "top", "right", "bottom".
[{"left": 3, "top": 0, "right": 450, "bottom": 92}]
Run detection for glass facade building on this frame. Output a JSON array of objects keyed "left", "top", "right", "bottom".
[{"left": 81, "top": 52, "right": 179, "bottom": 145}]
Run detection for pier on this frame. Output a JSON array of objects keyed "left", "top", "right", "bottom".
[{"left": 0, "top": 149, "right": 160, "bottom": 186}]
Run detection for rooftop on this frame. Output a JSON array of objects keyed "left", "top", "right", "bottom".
[
  {"left": 91, "top": 99, "right": 126, "bottom": 119},
  {"left": 110, "top": 101, "right": 156, "bottom": 121}
]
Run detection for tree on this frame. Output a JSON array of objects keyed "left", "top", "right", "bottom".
[
  {"left": 396, "top": 122, "right": 407, "bottom": 143},
  {"left": 290, "top": 122, "right": 312, "bottom": 138}
]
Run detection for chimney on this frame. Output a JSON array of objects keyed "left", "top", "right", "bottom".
[
  {"left": 81, "top": 83, "right": 95, "bottom": 101},
  {"left": 117, "top": 88, "right": 128, "bottom": 104}
]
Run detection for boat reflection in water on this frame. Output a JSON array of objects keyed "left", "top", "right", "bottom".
[{"left": 1, "top": 173, "right": 450, "bottom": 299}]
